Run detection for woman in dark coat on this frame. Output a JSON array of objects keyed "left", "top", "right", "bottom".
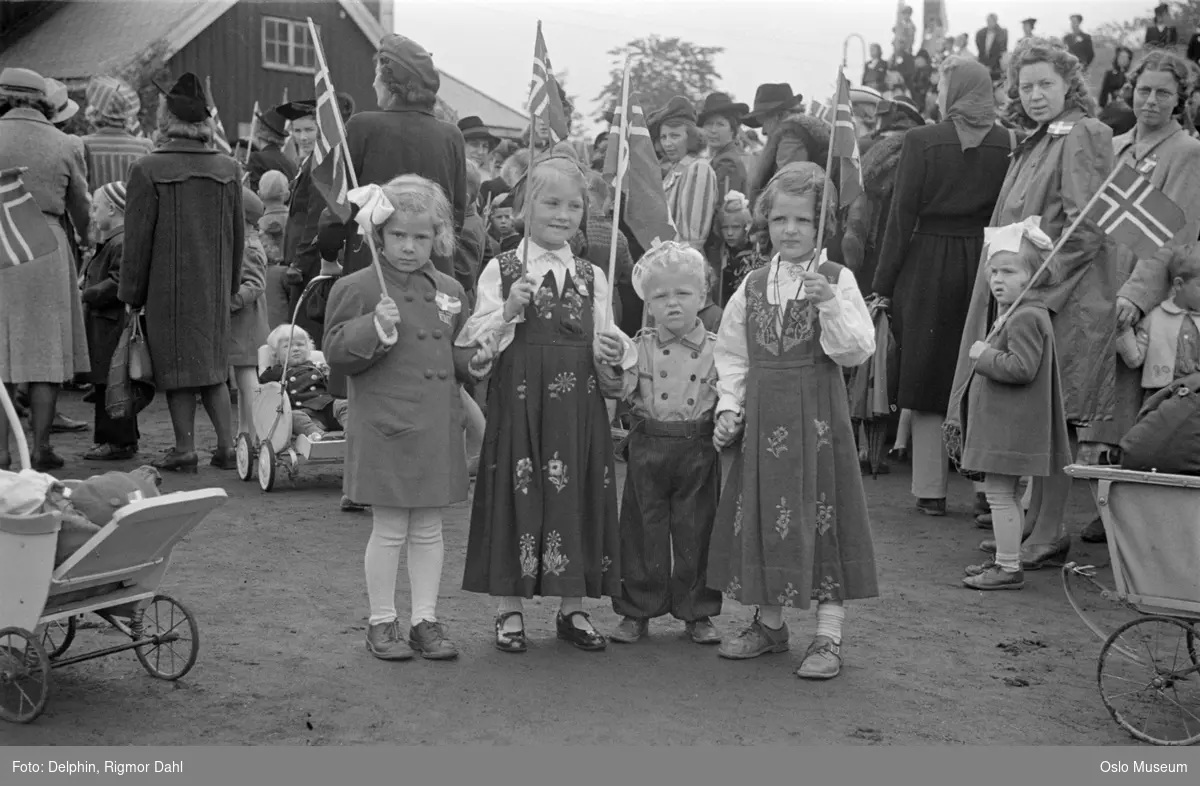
[
  {"left": 1099, "top": 47, "right": 1134, "bottom": 108},
  {"left": 336, "top": 34, "right": 466, "bottom": 279},
  {"left": 871, "top": 56, "right": 1013, "bottom": 517},
  {"left": 119, "top": 74, "right": 243, "bottom": 473},
  {"left": 0, "top": 68, "right": 91, "bottom": 471}
]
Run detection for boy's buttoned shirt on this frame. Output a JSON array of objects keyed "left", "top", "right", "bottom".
[{"left": 599, "top": 320, "right": 718, "bottom": 422}]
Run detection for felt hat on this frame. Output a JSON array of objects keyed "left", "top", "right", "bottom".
[
  {"left": 647, "top": 95, "right": 696, "bottom": 138},
  {"left": 697, "top": 92, "right": 749, "bottom": 127},
  {"left": 742, "top": 83, "right": 805, "bottom": 128},
  {"left": 848, "top": 84, "right": 883, "bottom": 106},
  {"left": 377, "top": 34, "right": 440, "bottom": 95},
  {"left": 157, "top": 73, "right": 209, "bottom": 123},
  {"left": 256, "top": 107, "right": 288, "bottom": 137},
  {"left": 1155, "top": 3, "right": 1170, "bottom": 14},
  {"left": 45, "top": 78, "right": 79, "bottom": 124},
  {"left": 0, "top": 67, "right": 47, "bottom": 99},
  {"left": 242, "top": 187, "right": 265, "bottom": 225},
  {"left": 1070, "top": 14, "right": 1083, "bottom": 23},
  {"left": 457, "top": 115, "right": 500, "bottom": 147},
  {"left": 876, "top": 96, "right": 924, "bottom": 128},
  {"left": 86, "top": 75, "right": 139, "bottom": 125},
  {"left": 276, "top": 100, "right": 316, "bottom": 121},
  {"left": 1022, "top": 17, "right": 1037, "bottom": 26}
]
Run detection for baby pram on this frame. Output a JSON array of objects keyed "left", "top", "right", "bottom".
[{"left": 234, "top": 276, "right": 346, "bottom": 491}]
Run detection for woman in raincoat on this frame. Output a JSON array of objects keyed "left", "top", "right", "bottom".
[{"left": 944, "top": 38, "right": 1115, "bottom": 571}]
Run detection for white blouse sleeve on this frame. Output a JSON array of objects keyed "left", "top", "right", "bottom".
[
  {"left": 590, "top": 264, "right": 637, "bottom": 369},
  {"left": 817, "top": 267, "right": 876, "bottom": 367},
  {"left": 713, "top": 277, "right": 750, "bottom": 415},
  {"left": 455, "top": 257, "right": 520, "bottom": 353}
]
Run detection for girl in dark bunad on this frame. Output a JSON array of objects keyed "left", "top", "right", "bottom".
[
  {"left": 708, "top": 162, "right": 878, "bottom": 680},
  {"left": 457, "top": 156, "right": 636, "bottom": 653},
  {"left": 323, "top": 175, "right": 493, "bottom": 662}
]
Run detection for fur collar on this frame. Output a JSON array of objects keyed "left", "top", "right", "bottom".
[{"left": 861, "top": 132, "right": 906, "bottom": 199}]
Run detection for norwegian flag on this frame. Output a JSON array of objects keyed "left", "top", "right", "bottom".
[
  {"left": 310, "top": 64, "right": 351, "bottom": 223},
  {"left": 602, "top": 92, "right": 677, "bottom": 252},
  {"left": 528, "top": 22, "right": 570, "bottom": 143},
  {"left": 809, "top": 100, "right": 831, "bottom": 123},
  {"left": 204, "top": 77, "right": 233, "bottom": 156},
  {"left": 831, "top": 70, "right": 863, "bottom": 207},
  {"left": 0, "top": 168, "right": 58, "bottom": 271},
  {"left": 1087, "top": 163, "right": 1187, "bottom": 259}
]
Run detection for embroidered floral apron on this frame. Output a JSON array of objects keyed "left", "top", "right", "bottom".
[
  {"left": 463, "top": 251, "right": 621, "bottom": 599},
  {"left": 707, "top": 263, "right": 879, "bottom": 609}
]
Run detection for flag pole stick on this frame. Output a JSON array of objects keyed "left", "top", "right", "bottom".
[
  {"left": 983, "top": 164, "right": 1122, "bottom": 342},
  {"left": 605, "top": 57, "right": 631, "bottom": 319},
  {"left": 813, "top": 65, "right": 841, "bottom": 259},
  {"left": 244, "top": 101, "right": 259, "bottom": 166},
  {"left": 307, "top": 18, "right": 387, "bottom": 294},
  {"left": 520, "top": 21, "right": 544, "bottom": 279}
]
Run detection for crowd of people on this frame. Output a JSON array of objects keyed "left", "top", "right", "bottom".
[{"left": 2, "top": 17, "right": 1200, "bottom": 681}]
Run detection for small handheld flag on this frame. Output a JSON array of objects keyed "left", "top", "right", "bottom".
[
  {"left": 1086, "top": 163, "right": 1187, "bottom": 260},
  {"left": 529, "top": 22, "right": 570, "bottom": 143},
  {"left": 311, "top": 64, "right": 351, "bottom": 223},
  {"left": 602, "top": 92, "right": 677, "bottom": 253},
  {"left": 831, "top": 70, "right": 863, "bottom": 208},
  {"left": 0, "top": 167, "right": 58, "bottom": 271}
]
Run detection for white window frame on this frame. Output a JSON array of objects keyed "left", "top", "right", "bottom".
[{"left": 261, "top": 16, "right": 319, "bottom": 74}]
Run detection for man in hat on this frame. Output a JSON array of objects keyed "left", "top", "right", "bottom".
[
  {"left": 1146, "top": 3, "right": 1179, "bottom": 50},
  {"left": 976, "top": 13, "right": 1008, "bottom": 82},
  {"left": 1064, "top": 15, "right": 1094, "bottom": 71},
  {"left": 44, "top": 79, "right": 78, "bottom": 130},
  {"left": 247, "top": 105, "right": 298, "bottom": 191},
  {"left": 282, "top": 99, "right": 319, "bottom": 163},
  {"left": 742, "top": 83, "right": 805, "bottom": 139},
  {"left": 1020, "top": 18, "right": 1037, "bottom": 41},
  {"left": 81, "top": 75, "right": 153, "bottom": 192}
]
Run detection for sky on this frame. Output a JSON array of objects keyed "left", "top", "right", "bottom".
[{"left": 393, "top": 0, "right": 1150, "bottom": 135}]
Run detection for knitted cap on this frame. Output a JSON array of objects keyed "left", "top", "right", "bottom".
[
  {"left": 100, "top": 181, "right": 127, "bottom": 212},
  {"left": 86, "top": 75, "right": 140, "bottom": 125}
]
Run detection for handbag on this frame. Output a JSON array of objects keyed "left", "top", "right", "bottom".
[
  {"left": 1120, "top": 371, "right": 1200, "bottom": 474},
  {"left": 105, "top": 308, "right": 155, "bottom": 420}
]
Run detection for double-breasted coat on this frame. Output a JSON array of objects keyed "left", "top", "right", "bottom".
[
  {"left": 79, "top": 230, "right": 127, "bottom": 384},
  {"left": 322, "top": 261, "right": 475, "bottom": 509},
  {"left": 119, "top": 138, "right": 244, "bottom": 390}
]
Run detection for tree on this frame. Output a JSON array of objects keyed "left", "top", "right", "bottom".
[{"left": 593, "top": 36, "right": 724, "bottom": 123}]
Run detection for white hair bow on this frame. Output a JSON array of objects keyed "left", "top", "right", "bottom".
[
  {"left": 724, "top": 190, "right": 748, "bottom": 210},
  {"left": 984, "top": 215, "right": 1054, "bottom": 260},
  {"left": 347, "top": 184, "right": 395, "bottom": 235}
]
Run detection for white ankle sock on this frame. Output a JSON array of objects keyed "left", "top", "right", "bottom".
[
  {"left": 816, "top": 602, "right": 845, "bottom": 644},
  {"left": 497, "top": 597, "right": 524, "bottom": 633},
  {"left": 758, "top": 605, "right": 783, "bottom": 630},
  {"left": 995, "top": 552, "right": 1021, "bottom": 572}
]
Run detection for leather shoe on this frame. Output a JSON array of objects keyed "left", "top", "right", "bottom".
[
  {"left": 610, "top": 616, "right": 648, "bottom": 644},
  {"left": 32, "top": 448, "right": 65, "bottom": 471},
  {"left": 50, "top": 413, "right": 88, "bottom": 433},
  {"left": 408, "top": 620, "right": 459, "bottom": 660},
  {"left": 494, "top": 612, "right": 527, "bottom": 653},
  {"left": 1020, "top": 536, "right": 1070, "bottom": 571},
  {"left": 556, "top": 611, "right": 606, "bottom": 651},
  {"left": 686, "top": 618, "right": 721, "bottom": 645},
  {"left": 1080, "top": 517, "right": 1107, "bottom": 543},
  {"left": 152, "top": 449, "right": 199, "bottom": 474},
  {"left": 916, "top": 498, "right": 946, "bottom": 516},
  {"left": 211, "top": 448, "right": 238, "bottom": 470}
]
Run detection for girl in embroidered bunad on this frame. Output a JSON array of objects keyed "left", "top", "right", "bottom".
[
  {"left": 457, "top": 156, "right": 636, "bottom": 653},
  {"left": 323, "top": 176, "right": 493, "bottom": 662},
  {"left": 960, "top": 219, "right": 1072, "bottom": 591},
  {"left": 707, "top": 162, "right": 878, "bottom": 680}
]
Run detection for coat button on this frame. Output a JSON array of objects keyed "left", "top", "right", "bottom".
[
  {"left": 663, "top": 349, "right": 670, "bottom": 355},
  {"left": 660, "top": 371, "right": 668, "bottom": 378},
  {"left": 690, "top": 374, "right": 697, "bottom": 381},
  {"left": 433, "top": 329, "right": 443, "bottom": 339},
  {"left": 687, "top": 398, "right": 695, "bottom": 405},
  {"left": 691, "top": 351, "right": 699, "bottom": 359},
  {"left": 660, "top": 392, "right": 668, "bottom": 400},
  {"left": 424, "top": 369, "right": 434, "bottom": 379},
  {"left": 417, "top": 329, "right": 428, "bottom": 339},
  {"left": 405, "top": 294, "right": 415, "bottom": 302},
  {"left": 437, "top": 370, "right": 448, "bottom": 380},
  {"left": 425, "top": 293, "right": 435, "bottom": 302}
]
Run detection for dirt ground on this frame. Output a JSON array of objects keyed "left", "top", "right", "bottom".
[{"left": 4, "top": 391, "right": 1151, "bottom": 745}]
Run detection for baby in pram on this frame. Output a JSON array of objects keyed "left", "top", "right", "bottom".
[{"left": 259, "top": 325, "right": 349, "bottom": 441}]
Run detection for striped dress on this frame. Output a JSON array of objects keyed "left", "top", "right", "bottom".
[
  {"left": 81, "top": 128, "right": 154, "bottom": 192},
  {"left": 663, "top": 155, "right": 718, "bottom": 253}
]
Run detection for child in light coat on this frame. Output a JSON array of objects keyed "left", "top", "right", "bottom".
[
  {"left": 1117, "top": 242, "right": 1200, "bottom": 398},
  {"left": 229, "top": 187, "right": 270, "bottom": 446}
]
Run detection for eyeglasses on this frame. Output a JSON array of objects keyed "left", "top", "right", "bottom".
[{"left": 1135, "top": 86, "right": 1178, "bottom": 103}]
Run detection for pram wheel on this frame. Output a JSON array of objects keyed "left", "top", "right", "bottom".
[
  {"left": 133, "top": 594, "right": 200, "bottom": 681},
  {"left": 36, "top": 617, "right": 76, "bottom": 660},
  {"left": 0, "top": 627, "right": 50, "bottom": 723},
  {"left": 258, "top": 443, "right": 277, "bottom": 492},
  {"left": 1098, "top": 615, "right": 1200, "bottom": 746},
  {"left": 235, "top": 432, "right": 254, "bottom": 481}
]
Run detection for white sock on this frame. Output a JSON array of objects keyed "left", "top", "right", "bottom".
[
  {"left": 758, "top": 605, "right": 783, "bottom": 630},
  {"left": 364, "top": 507, "right": 408, "bottom": 627},
  {"left": 560, "top": 597, "right": 593, "bottom": 630},
  {"left": 995, "top": 552, "right": 1021, "bottom": 572},
  {"left": 497, "top": 596, "right": 524, "bottom": 633},
  {"left": 815, "top": 602, "right": 844, "bottom": 644},
  {"left": 405, "top": 508, "right": 444, "bottom": 628}
]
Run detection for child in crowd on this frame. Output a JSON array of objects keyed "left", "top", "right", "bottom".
[
  {"left": 1117, "top": 242, "right": 1200, "bottom": 397},
  {"left": 486, "top": 197, "right": 519, "bottom": 256},
  {"left": 598, "top": 242, "right": 723, "bottom": 645},
  {"left": 259, "top": 325, "right": 348, "bottom": 441},
  {"left": 259, "top": 212, "right": 291, "bottom": 328},
  {"left": 707, "top": 162, "right": 878, "bottom": 680},
  {"left": 80, "top": 181, "right": 139, "bottom": 460},
  {"left": 961, "top": 219, "right": 1071, "bottom": 591},
  {"left": 258, "top": 170, "right": 290, "bottom": 228},
  {"left": 323, "top": 175, "right": 491, "bottom": 662},
  {"left": 583, "top": 171, "right": 633, "bottom": 328},
  {"left": 229, "top": 188, "right": 270, "bottom": 440},
  {"left": 457, "top": 156, "right": 635, "bottom": 654},
  {"left": 714, "top": 191, "right": 766, "bottom": 307}
]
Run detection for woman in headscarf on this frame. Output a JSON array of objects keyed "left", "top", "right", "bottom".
[
  {"left": 649, "top": 96, "right": 718, "bottom": 255},
  {"left": 945, "top": 39, "right": 1115, "bottom": 569},
  {"left": 0, "top": 68, "right": 91, "bottom": 471},
  {"left": 119, "top": 73, "right": 244, "bottom": 472},
  {"left": 870, "top": 57, "right": 1014, "bottom": 518},
  {"left": 1080, "top": 50, "right": 1200, "bottom": 543}
]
